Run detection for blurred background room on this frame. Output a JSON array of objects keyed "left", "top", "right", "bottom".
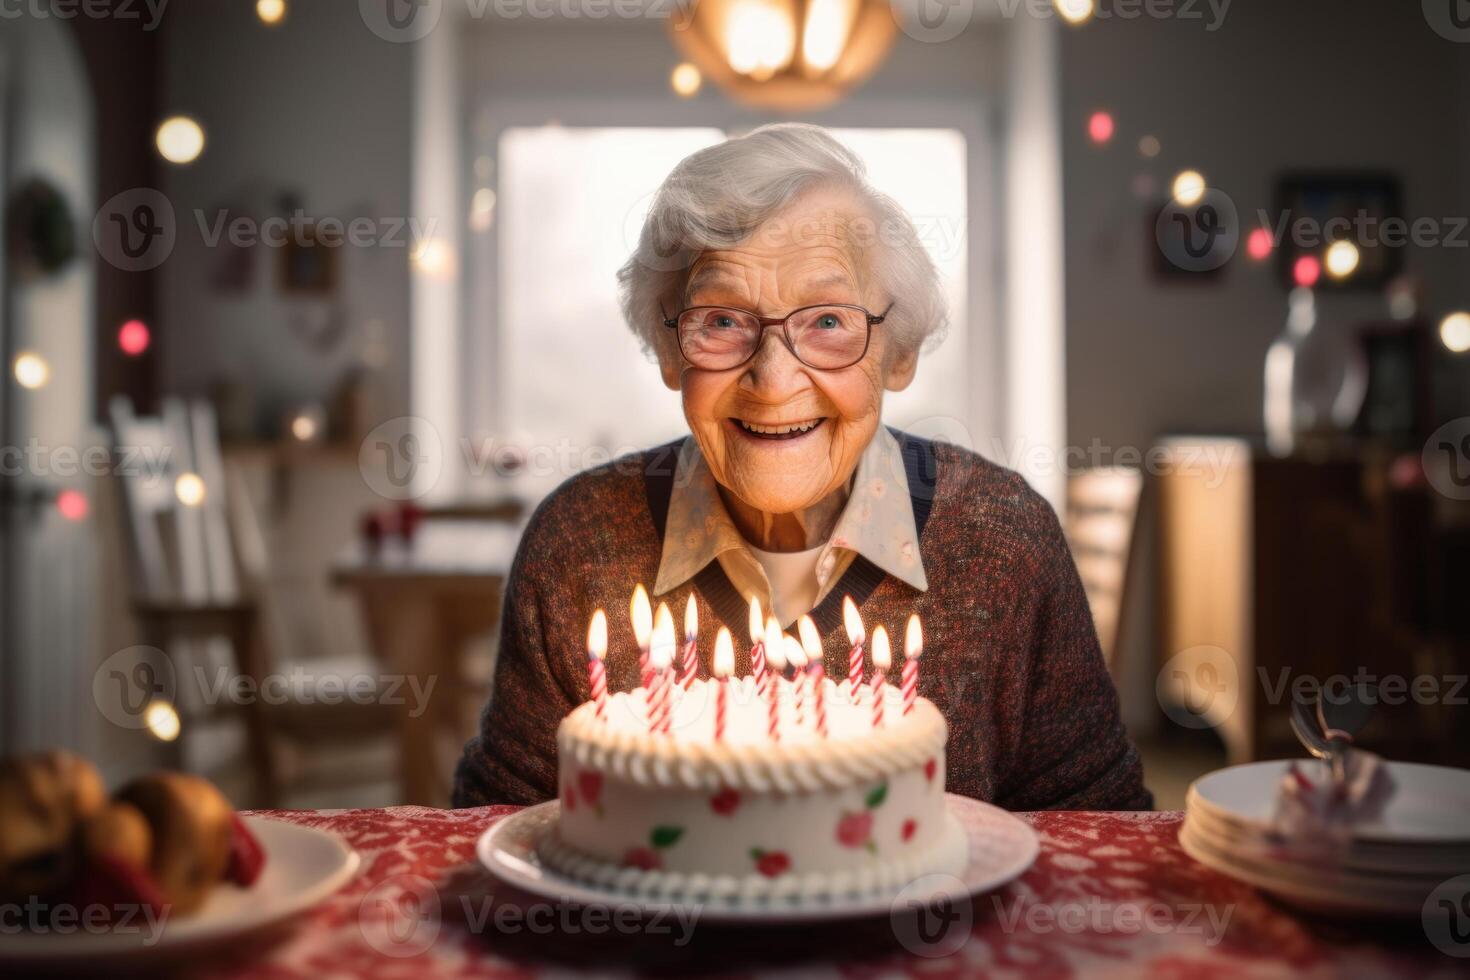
[{"left": 2, "top": 0, "right": 1468, "bottom": 811}]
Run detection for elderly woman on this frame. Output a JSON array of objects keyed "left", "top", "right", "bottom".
[{"left": 454, "top": 123, "right": 1149, "bottom": 811}]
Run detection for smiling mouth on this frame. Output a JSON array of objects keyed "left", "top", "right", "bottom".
[{"left": 731, "top": 417, "right": 827, "bottom": 441}]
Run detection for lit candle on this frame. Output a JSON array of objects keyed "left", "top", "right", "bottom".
[
  {"left": 650, "top": 602, "right": 677, "bottom": 733},
  {"left": 763, "top": 616, "right": 787, "bottom": 741},
  {"left": 748, "top": 595, "right": 768, "bottom": 695},
  {"left": 713, "top": 627, "right": 734, "bottom": 743},
  {"left": 783, "top": 634, "right": 808, "bottom": 731},
  {"left": 631, "top": 584, "right": 653, "bottom": 689},
  {"left": 870, "top": 624, "right": 891, "bottom": 729},
  {"left": 587, "top": 609, "right": 608, "bottom": 720},
  {"left": 797, "top": 614, "right": 824, "bottom": 680},
  {"left": 679, "top": 593, "right": 699, "bottom": 691},
  {"left": 903, "top": 614, "right": 923, "bottom": 716},
  {"left": 843, "top": 595, "right": 866, "bottom": 693}
]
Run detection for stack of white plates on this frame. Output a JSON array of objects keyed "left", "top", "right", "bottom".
[{"left": 1181, "top": 759, "right": 1470, "bottom": 916}]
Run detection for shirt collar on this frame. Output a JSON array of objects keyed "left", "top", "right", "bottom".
[{"left": 652, "top": 426, "right": 929, "bottom": 597}]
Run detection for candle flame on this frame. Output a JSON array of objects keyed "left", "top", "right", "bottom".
[
  {"left": 764, "top": 617, "right": 788, "bottom": 671},
  {"left": 684, "top": 592, "right": 698, "bottom": 640},
  {"left": 871, "top": 624, "right": 892, "bottom": 671},
  {"left": 748, "top": 594, "right": 764, "bottom": 642},
  {"left": 714, "top": 627, "right": 735, "bottom": 678},
  {"left": 651, "top": 602, "right": 676, "bottom": 670},
  {"left": 905, "top": 613, "right": 923, "bottom": 660},
  {"left": 783, "top": 633, "right": 807, "bottom": 670},
  {"left": 587, "top": 609, "right": 608, "bottom": 659},
  {"left": 797, "top": 614, "right": 822, "bottom": 663},
  {"left": 842, "top": 595, "right": 865, "bottom": 645},
  {"left": 631, "top": 584, "right": 652, "bottom": 648}
]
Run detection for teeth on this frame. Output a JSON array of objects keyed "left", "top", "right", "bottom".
[{"left": 738, "top": 419, "right": 821, "bottom": 435}]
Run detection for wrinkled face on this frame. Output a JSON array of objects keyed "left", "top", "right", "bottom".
[{"left": 664, "top": 187, "right": 916, "bottom": 516}]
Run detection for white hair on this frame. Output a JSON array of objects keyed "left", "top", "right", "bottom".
[{"left": 618, "top": 123, "right": 948, "bottom": 365}]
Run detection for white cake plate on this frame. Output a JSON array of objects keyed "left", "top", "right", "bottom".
[{"left": 475, "top": 793, "right": 1037, "bottom": 924}]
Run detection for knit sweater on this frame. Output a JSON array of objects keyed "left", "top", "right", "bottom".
[{"left": 453, "top": 434, "right": 1151, "bottom": 811}]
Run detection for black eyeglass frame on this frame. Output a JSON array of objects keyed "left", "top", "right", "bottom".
[{"left": 661, "top": 303, "right": 893, "bottom": 371}]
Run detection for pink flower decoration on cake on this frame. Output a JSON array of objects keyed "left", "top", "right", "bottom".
[
  {"left": 836, "top": 810, "right": 873, "bottom": 849},
  {"left": 710, "top": 788, "right": 741, "bottom": 816},
  {"left": 751, "top": 849, "right": 791, "bottom": 878},
  {"left": 577, "top": 771, "right": 603, "bottom": 807},
  {"left": 901, "top": 818, "right": 917, "bottom": 842},
  {"left": 924, "top": 758, "right": 937, "bottom": 783},
  {"left": 563, "top": 785, "right": 577, "bottom": 811},
  {"left": 623, "top": 847, "right": 661, "bottom": 871}
]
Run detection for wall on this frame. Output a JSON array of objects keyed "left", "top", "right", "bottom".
[{"left": 159, "top": 1, "right": 413, "bottom": 434}]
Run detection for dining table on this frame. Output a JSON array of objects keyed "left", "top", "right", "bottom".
[{"left": 199, "top": 806, "right": 1460, "bottom": 978}]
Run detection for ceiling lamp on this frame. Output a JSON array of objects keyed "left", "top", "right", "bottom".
[{"left": 669, "top": 0, "right": 897, "bottom": 112}]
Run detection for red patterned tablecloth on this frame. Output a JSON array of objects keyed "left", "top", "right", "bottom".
[{"left": 200, "top": 806, "right": 1455, "bottom": 979}]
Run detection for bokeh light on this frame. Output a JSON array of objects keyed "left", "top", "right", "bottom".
[
  {"left": 145, "top": 700, "right": 181, "bottom": 742},
  {"left": 1293, "top": 255, "right": 1322, "bottom": 288},
  {"left": 1171, "top": 170, "right": 1206, "bottom": 207},
  {"left": 13, "top": 352, "right": 49, "bottom": 389},
  {"left": 174, "top": 472, "right": 207, "bottom": 507},
  {"left": 1087, "top": 110, "right": 1114, "bottom": 145},
  {"left": 1324, "top": 240, "right": 1360, "bottom": 280},
  {"left": 1054, "top": 0, "right": 1095, "bottom": 25},
  {"left": 1246, "top": 227, "right": 1273, "bottom": 261},
  {"left": 57, "top": 490, "right": 89, "bottom": 522},
  {"left": 256, "top": 0, "right": 285, "bottom": 25},
  {"left": 118, "top": 319, "right": 151, "bottom": 356},
  {"left": 671, "top": 63, "right": 702, "bottom": 98},
  {"left": 1440, "top": 311, "right": 1470, "bottom": 353},
  {"left": 1138, "top": 135, "right": 1161, "bottom": 158},
  {"left": 156, "top": 116, "right": 205, "bottom": 164}
]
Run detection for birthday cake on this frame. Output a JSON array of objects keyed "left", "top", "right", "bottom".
[{"left": 539, "top": 596, "right": 968, "bottom": 903}]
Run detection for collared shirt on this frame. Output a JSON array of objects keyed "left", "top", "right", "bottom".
[{"left": 652, "top": 425, "right": 929, "bottom": 625}]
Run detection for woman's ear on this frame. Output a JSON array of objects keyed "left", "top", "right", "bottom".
[{"left": 885, "top": 346, "right": 918, "bottom": 393}]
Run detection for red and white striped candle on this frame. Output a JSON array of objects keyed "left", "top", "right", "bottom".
[
  {"left": 902, "top": 613, "right": 923, "bottom": 716},
  {"left": 783, "top": 634, "right": 808, "bottom": 731},
  {"left": 679, "top": 593, "right": 699, "bottom": 690},
  {"left": 713, "top": 627, "right": 734, "bottom": 743},
  {"left": 763, "top": 617, "right": 787, "bottom": 741},
  {"left": 748, "top": 595, "right": 768, "bottom": 696},
  {"left": 797, "top": 614, "right": 824, "bottom": 680},
  {"left": 649, "top": 602, "right": 677, "bottom": 733},
  {"left": 843, "top": 596, "right": 866, "bottom": 693},
  {"left": 586, "top": 608, "right": 608, "bottom": 720},
  {"left": 631, "top": 584, "right": 654, "bottom": 689},
  {"left": 869, "top": 624, "right": 891, "bottom": 729}
]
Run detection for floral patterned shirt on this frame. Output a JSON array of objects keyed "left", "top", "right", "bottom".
[{"left": 652, "top": 425, "right": 929, "bottom": 625}]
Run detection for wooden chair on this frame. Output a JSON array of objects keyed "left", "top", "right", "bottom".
[
  {"left": 110, "top": 397, "right": 395, "bottom": 805},
  {"left": 1064, "top": 467, "right": 1145, "bottom": 672}
]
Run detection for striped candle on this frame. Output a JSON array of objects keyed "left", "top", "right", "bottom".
[
  {"left": 631, "top": 584, "right": 653, "bottom": 689},
  {"left": 650, "top": 602, "right": 676, "bottom": 733},
  {"left": 764, "top": 617, "right": 787, "bottom": 741},
  {"left": 783, "top": 634, "right": 808, "bottom": 731},
  {"left": 869, "top": 624, "right": 891, "bottom": 729},
  {"left": 748, "top": 595, "right": 768, "bottom": 696},
  {"left": 713, "top": 627, "right": 734, "bottom": 743},
  {"left": 842, "top": 596, "right": 866, "bottom": 692},
  {"left": 797, "top": 615, "right": 824, "bottom": 680},
  {"left": 586, "top": 609, "right": 608, "bottom": 720},
  {"left": 902, "top": 614, "right": 923, "bottom": 716},
  {"left": 678, "top": 593, "right": 699, "bottom": 690}
]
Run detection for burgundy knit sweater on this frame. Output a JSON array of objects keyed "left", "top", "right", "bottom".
[{"left": 453, "top": 434, "right": 1151, "bottom": 811}]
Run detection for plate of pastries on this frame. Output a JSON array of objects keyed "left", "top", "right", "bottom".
[{"left": 0, "top": 750, "right": 359, "bottom": 961}]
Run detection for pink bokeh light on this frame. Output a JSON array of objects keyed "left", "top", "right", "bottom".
[
  {"left": 118, "top": 319, "right": 151, "bottom": 356},
  {"left": 1292, "top": 255, "right": 1321, "bottom": 288},
  {"left": 1088, "top": 111, "right": 1114, "bottom": 145},
  {"left": 57, "top": 490, "right": 89, "bottom": 522}
]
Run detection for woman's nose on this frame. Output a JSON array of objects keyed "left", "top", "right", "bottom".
[{"left": 742, "top": 326, "right": 806, "bottom": 396}]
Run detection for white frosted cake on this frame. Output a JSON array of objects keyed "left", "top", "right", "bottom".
[{"left": 541, "top": 673, "right": 966, "bottom": 902}]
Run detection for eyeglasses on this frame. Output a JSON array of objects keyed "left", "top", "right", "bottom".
[{"left": 662, "top": 303, "right": 891, "bottom": 371}]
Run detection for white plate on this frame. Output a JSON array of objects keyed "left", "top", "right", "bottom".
[
  {"left": 0, "top": 816, "right": 360, "bottom": 962},
  {"left": 476, "top": 793, "right": 1037, "bottom": 923},
  {"left": 1189, "top": 760, "right": 1470, "bottom": 844},
  {"left": 1179, "top": 820, "right": 1429, "bottom": 917}
]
